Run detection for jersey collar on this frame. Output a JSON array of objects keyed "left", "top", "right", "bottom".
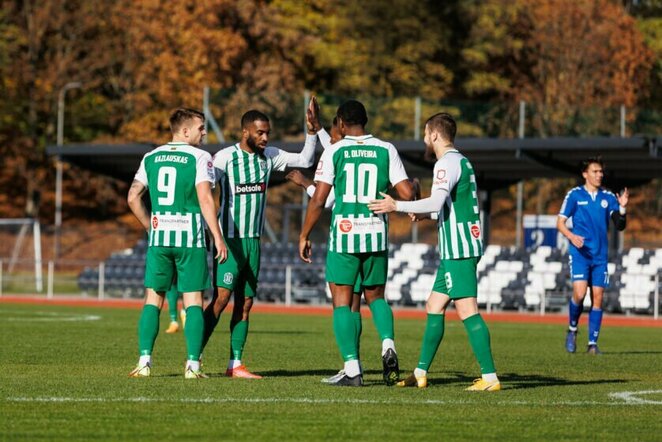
[
  {"left": 167, "top": 142, "right": 188, "bottom": 146},
  {"left": 344, "top": 134, "right": 373, "bottom": 141}
]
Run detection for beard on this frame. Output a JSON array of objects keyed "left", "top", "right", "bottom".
[
  {"left": 423, "top": 142, "right": 436, "bottom": 162},
  {"left": 246, "top": 134, "right": 264, "bottom": 153}
]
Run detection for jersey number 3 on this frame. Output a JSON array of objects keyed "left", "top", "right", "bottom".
[
  {"left": 342, "top": 163, "right": 378, "bottom": 203},
  {"left": 157, "top": 166, "right": 177, "bottom": 206}
]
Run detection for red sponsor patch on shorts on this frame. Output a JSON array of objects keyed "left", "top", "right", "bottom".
[
  {"left": 152, "top": 216, "right": 159, "bottom": 229},
  {"left": 470, "top": 224, "right": 480, "bottom": 239},
  {"left": 339, "top": 219, "right": 353, "bottom": 233}
]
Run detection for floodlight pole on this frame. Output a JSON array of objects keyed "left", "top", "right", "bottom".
[
  {"left": 55, "top": 81, "right": 82, "bottom": 261},
  {"left": 515, "top": 100, "right": 525, "bottom": 249}
]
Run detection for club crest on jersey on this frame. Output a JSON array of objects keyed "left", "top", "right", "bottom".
[
  {"left": 152, "top": 216, "right": 158, "bottom": 229},
  {"left": 259, "top": 160, "right": 268, "bottom": 171},
  {"left": 600, "top": 199, "right": 608, "bottom": 208},
  {"left": 470, "top": 224, "right": 481, "bottom": 239},
  {"left": 339, "top": 219, "right": 353, "bottom": 233},
  {"left": 223, "top": 272, "right": 233, "bottom": 284},
  {"left": 235, "top": 182, "right": 266, "bottom": 194}
]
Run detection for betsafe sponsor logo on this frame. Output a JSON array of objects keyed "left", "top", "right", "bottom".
[{"left": 235, "top": 182, "right": 267, "bottom": 194}]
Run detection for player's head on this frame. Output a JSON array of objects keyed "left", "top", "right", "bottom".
[
  {"left": 241, "top": 110, "right": 270, "bottom": 152},
  {"left": 423, "top": 112, "right": 456, "bottom": 160},
  {"left": 169, "top": 108, "right": 206, "bottom": 147},
  {"left": 336, "top": 100, "right": 368, "bottom": 135},
  {"left": 581, "top": 156, "right": 604, "bottom": 188},
  {"left": 329, "top": 117, "right": 342, "bottom": 144}
]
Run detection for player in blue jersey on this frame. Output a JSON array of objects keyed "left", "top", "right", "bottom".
[{"left": 557, "top": 157, "right": 628, "bottom": 354}]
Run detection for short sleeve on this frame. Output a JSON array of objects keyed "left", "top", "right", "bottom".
[
  {"left": 195, "top": 151, "right": 215, "bottom": 186},
  {"left": 315, "top": 149, "right": 334, "bottom": 185},
  {"left": 559, "top": 190, "right": 576, "bottom": 218},
  {"left": 431, "top": 156, "right": 461, "bottom": 193},
  {"left": 134, "top": 156, "right": 148, "bottom": 187},
  {"left": 387, "top": 144, "right": 409, "bottom": 186}
]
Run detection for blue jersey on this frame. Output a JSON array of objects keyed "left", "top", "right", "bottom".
[{"left": 559, "top": 186, "right": 620, "bottom": 264}]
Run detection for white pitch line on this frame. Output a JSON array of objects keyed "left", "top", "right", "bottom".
[
  {"left": 5, "top": 311, "right": 101, "bottom": 322},
  {"left": 4, "top": 396, "right": 659, "bottom": 406},
  {"left": 609, "top": 390, "right": 662, "bottom": 405}
]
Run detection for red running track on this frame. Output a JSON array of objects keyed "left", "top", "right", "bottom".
[{"left": 1, "top": 295, "right": 660, "bottom": 328}]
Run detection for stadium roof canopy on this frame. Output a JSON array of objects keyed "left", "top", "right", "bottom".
[{"left": 47, "top": 135, "right": 661, "bottom": 191}]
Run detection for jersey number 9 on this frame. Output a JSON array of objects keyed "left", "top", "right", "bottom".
[{"left": 157, "top": 166, "right": 177, "bottom": 206}]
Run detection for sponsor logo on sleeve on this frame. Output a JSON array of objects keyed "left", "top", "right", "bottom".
[
  {"left": 315, "top": 160, "right": 323, "bottom": 176},
  {"left": 433, "top": 169, "right": 447, "bottom": 185},
  {"left": 470, "top": 224, "right": 481, "bottom": 239}
]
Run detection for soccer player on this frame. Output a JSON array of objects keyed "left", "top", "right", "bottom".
[
  {"left": 201, "top": 101, "right": 322, "bottom": 378},
  {"left": 300, "top": 100, "right": 415, "bottom": 387},
  {"left": 558, "top": 157, "right": 628, "bottom": 354},
  {"left": 127, "top": 108, "right": 227, "bottom": 379},
  {"left": 368, "top": 112, "right": 500, "bottom": 391},
  {"left": 286, "top": 118, "right": 364, "bottom": 384},
  {"left": 164, "top": 286, "right": 180, "bottom": 333}
]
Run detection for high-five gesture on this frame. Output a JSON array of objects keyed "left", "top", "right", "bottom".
[{"left": 617, "top": 187, "right": 629, "bottom": 208}]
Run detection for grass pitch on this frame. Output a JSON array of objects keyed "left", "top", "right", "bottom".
[{"left": 1, "top": 302, "right": 661, "bottom": 441}]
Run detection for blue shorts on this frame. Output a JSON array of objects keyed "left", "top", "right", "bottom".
[{"left": 569, "top": 254, "right": 608, "bottom": 288}]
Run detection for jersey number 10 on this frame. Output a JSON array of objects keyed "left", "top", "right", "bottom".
[
  {"left": 157, "top": 166, "right": 177, "bottom": 206},
  {"left": 342, "top": 163, "right": 378, "bottom": 203}
]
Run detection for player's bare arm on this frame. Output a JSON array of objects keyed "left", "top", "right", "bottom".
[
  {"left": 196, "top": 181, "right": 228, "bottom": 263},
  {"left": 299, "top": 181, "right": 332, "bottom": 263},
  {"left": 286, "top": 170, "right": 313, "bottom": 189},
  {"left": 617, "top": 187, "right": 629, "bottom": 207},
  {"left": 557, "top": 216, "right": 584, "bottom": 248},
  {"left": 127, "top": 180, "right": 150, "bottom": 231}
]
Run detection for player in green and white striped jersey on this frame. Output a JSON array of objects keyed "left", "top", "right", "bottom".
[
  {"left": 300, "top": 100, "right": 415, "bottom": 386},
  {"left": 369, "top": 113, "right": 500, "bottom": 391},
  {"left": 202, "top": 102, "right": 322, "bottom": 378},
  {"left": 127, "top": 108, "right": 227, "bottom": 380}
]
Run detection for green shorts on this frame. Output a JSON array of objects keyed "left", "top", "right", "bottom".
[
  {"left": 353, "top": 274, "right": 363, "bottom": 294},
  {"left": 326, "top": 250, "right": 387, "bottom": 287},
  {"left": 215, "top": 237, "right": 261, "bottom": 298},
  {"left": 144, "top": 246, "right": 210, "bottom": 293},
  {"left": 432, "top": 257, "right": 479, "bottom": 299}
]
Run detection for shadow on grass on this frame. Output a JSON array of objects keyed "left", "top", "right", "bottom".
[
  {"left": 425, "top": 371, "right": 628, "bottom": 390},
  {"left": 601, "top": 351, "right": 662, "bottom": 355}
]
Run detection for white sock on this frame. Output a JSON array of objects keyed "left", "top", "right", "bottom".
[
  {"left": 414, "top": 368, "right": 427, "bottom": 377},
  {"left": 228, "top": 359, "right": 242, "bottom": 369},
  {"left": 187, "top": 360, "right": 200, "bottom": 371},
  {"left": 482, "top": 372, "right": 498, "bottom": 382},
  {"left": 139, "top": 355, "right": 151, "bottom": 366},
  {"left": 344, "top": 359, "right": 361, "bottom": 377},
  {"left": 569, "top": 326, "right": 578, "bottom": 332},
  {"left": 381, "top": 338, "right": 395, "bottom": 356}
]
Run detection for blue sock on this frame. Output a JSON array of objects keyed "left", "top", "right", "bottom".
[
  {"left": 568, "top": 299, "right": 583, "bottom": 331},
  {"left": 588, "top": 308, "right": 603, "bottom": 345}
]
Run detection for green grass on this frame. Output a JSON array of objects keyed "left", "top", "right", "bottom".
[{"left": 1, "top": 303, "right": 661, "bottom": 441}]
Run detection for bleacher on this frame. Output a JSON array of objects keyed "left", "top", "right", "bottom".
[{"left": 78, "top": 242, "right": 662, "bottom": 314}]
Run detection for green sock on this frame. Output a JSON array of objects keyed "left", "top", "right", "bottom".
[
  {"left": 166, "top": 287, "right": 179, "bottom": 322},
  {"left": 463, "top": 313, "right": 496, "bottom": 374},
  {"left": 368, "top": 298, "right": 394, "bottom": 340},
  {"left": 352, "top": 311, "right": 362, "bottom": 358},
  {"left": 201, "top": 303, "right": 221, "bottom": 351},
  {"left": 137, "top": 304, "right": 160, "bottom": 356},
  {"left": 184, "top": 306, "right": 204, "bottom": 361},
  {"left": 333, "top": 306, "right": 358, "bottom": 361},
  {"left": 417, "top": 313, "right": 445, "bottom": 371},
  {"left": 230, "top": 320, "right": 249, "bottom": 360}
]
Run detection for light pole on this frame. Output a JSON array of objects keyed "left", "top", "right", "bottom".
[{"left": 54, "top": 81, "right": 82, "bottom": 260}]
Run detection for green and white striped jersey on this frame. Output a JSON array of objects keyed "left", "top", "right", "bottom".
[
  {"left": 134, "top": 142, "right": 216, "bottom": 249},
  {"left": 316, "top": 134, "right": 409, "bottom": 253},
  {"left": 214, "top": 134, "right": 318, "bottom": 238},
  {"left": 432, "top": 150, "right": 483, "bottom": 259}
]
